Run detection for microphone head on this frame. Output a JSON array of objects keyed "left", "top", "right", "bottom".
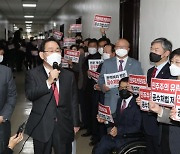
[{"left": 53, "top": 62, "right": 60, "bottom": 70}]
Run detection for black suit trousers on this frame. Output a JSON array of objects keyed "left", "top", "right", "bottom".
[
  {"left": 33, "top": 122, "right": 72, "bottom": 154},
  {"left": 0, "top": 121, "right": 11, "bottom": 154}
]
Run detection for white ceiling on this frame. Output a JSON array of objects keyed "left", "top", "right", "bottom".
[{"left": 0, "top": 0, "right": 69, "bottom": 33}]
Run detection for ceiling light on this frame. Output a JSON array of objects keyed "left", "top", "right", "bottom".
[
  {"left": 24, "top": 16, "right": 34, "bottom": 18},
  {"left": 26, "top": 27, "right": 31, "bottom": 29},
  {"left": 26, "top": 24, "right": 32, "bottom": 27},
  {"left": 26, "top": 29, "right": 32, "bottom": 33},
  {"left": 25, "top": 21, "right": 33, "bottom": 23},
  {"left": 23, "top": 4, "right": 36, "bottom": 7}
]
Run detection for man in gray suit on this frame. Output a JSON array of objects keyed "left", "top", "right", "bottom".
[
  {"left": 0, "top": 48, "right": 17, "bottom": 153},
  {"left": 98, "top": 38, "right": 143, "bottom": 113}
]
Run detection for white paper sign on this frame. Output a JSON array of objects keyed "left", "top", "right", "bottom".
[{"left": 104, "top": 71, "right": 128, "bottom": 88}]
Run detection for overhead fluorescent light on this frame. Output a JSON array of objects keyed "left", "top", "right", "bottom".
[
  {"left": 26, "top": 27, "right": 31, "bottom": 29},
  {"left": 25, "top": 21, "right": 33, "bottom": 23},
  {"left": 23, "top": 4, "right": 36, "bottom": 7},
  {"left": 24, "top": 15, "right": 34, "bottom": 18},
  {"left": 26, "top": 29, "right": 32, "bottom": 33},
  {"left": 26, "top": 24, "right": 32, "bottom": 27}
]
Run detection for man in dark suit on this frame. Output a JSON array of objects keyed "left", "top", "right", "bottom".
[
  {"left": 25, "top": 37, "right": 80, "bottom": 154},
  {"left": 94, "top": 77, "right": 142, "bottom": 154},
  {"left": 0, "top": 60, "right": 17, "bottom": 153},
  {"left": 81, "top": 38, "right": 101, "bottom": 137},
  {"left": 140, "top": 38, "right": 172, "bottom": 154}
]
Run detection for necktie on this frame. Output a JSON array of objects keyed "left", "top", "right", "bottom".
[
  {"left": 151, "top": 67, "right": 158, "bottom": 78},
  {"left": 52, "top": 83, "right": 59, "bottom": 106},
  {"left": 121, "top": 100, "right": 126, "bottom": 113},
  {"left": 119, "top": 60, "right": 124, "bottom": 72}
]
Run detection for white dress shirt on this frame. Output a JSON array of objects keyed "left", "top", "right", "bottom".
[
  {"left": 44, "top": 66, "right": 59, "bottom": 92},
  {"left": 116, "top": 56, "right": 128, "bottom": 71}
]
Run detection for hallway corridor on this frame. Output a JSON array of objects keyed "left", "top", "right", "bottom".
[{"left": 10, "top": 71, "right": 92, "bottom": 154}]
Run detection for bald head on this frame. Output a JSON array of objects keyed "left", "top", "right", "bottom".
[{"left": 115, "top": 39, "right": 130, "bottom": 50}]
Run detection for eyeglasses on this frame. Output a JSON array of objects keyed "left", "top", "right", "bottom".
[{"left": 44, "top": 50, "right": 61, "bottom": 53}]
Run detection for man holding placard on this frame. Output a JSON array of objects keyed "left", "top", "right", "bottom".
[
  {"left": 94, "top": 77, "right": 142, "bottom": 154},
  {"left": 98, "top": 38, "right": 143, "bottom": 114},
  {"left": 136, "top": 38, "right": 172, "bottom": 154},
  {"left": 148, "top": 48, "right": 180, "bottom": 154}
]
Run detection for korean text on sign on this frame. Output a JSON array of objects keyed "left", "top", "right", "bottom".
[
  {"left": 88, "top": 70, "right": 100, "bottom": 82},
  {"left": 151, "top": 78, "right": 180, "bottom": 107},
  {"left": 61, "top": 58, "right": 69, "bottom": 68},
  {"left": 139, "top": 87, "right": 151, "bottom": 111},
  {"left": 70, "top": 24, "right": 82, "bottom": 33},
  {"left": 53, "top": 30, "right": 63, "bottom": 40},
  {"left": 98, "top": 103, "right": 114, "bottom": 123},
  {"left": 104, "top": 71, "right": 128, "bottom": 89},
  {"left": 63, "top": 38, "right": 76, "bottom": 47},
  {"left": 93, "top": 14, "right": 112, "bottom": 28},
  {"left": 173, "top": 90, "right": 180, "bottom": 122},
  {"left": 88, "top": 59, "right": 103, "bottom": 72},
  {"left": 64, "top": 49, "right": 80, "bottom": 63},
  {"left": 129, "top": 74, "right": 147, "bottom": 94}
]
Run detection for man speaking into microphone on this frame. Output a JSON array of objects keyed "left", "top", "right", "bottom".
[{"left": 25, "top": 37, "right": 80, "bottom": 154}]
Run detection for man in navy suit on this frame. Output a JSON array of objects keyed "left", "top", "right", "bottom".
[
  {"left": 94, "top": 77, "right": 142, "bottom": 154},
  {"left": 137, "top": 38, "right": 172, "bottom": 154}
]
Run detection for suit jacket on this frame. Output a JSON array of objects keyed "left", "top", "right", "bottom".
[
  {"left": 0, "top": 65, "right": 16, "bottom": 153},
  {"left": 157, "top": 108, "right": 180, "bottom": 154},
  {"left": 25, "top": 64, "right": 80, "bottom": 143},
  {"left": 98, "top": 56, "right": 143, "bottom": 113},
  {"left": 114, "top": 97, "right": 142, "bottom": 137},
  {"left": 4, "top": 148, "right": 13, "bottom": 154},
  {"left": 142, "top": 62, "right": 172, "bottom": 136},
  {"left": 0, "top": 65, "right": 16, "bottom": 121}
]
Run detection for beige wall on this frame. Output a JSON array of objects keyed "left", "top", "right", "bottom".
[
  {"left": 139, "top": 0, "right": 180, "bottom": 73},
  {"left": 47, "top": 0, "right": 120, "bottom": 44}
]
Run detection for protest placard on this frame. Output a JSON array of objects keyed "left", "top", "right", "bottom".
[
  {"left": 64, "top": 49, "right": 80, "bottom": 63},
  {"left": 104, "top": 71, "right": 128, "bottom": 88},
  {"left": 53, "top": 30, "right": 63, "bottom": 40},
  {"left": 98, "top": 103, "right": 114, "bottom": 123},
  {"left": 8, "top": 44, "right": 15, "bottom": 50},
  {"left": 151, "top": 78, "right": 180, "bottom": 107},
  {"left": 61, "top": 58, "right": 69, "bottom": 68},
  {"left": 63, "top": 38, "right": 76, "bottom": 47},
  {"left": 88, "top": 59, "right": 103, "bottom": 72},
  {"left": 139, "top": 87, "right": 151, "bottom": 111},
  {"left": 88, "top": 70, "right": 100, "bottom": 82},
  {"left": 128, "top": 74, "right": 147, "bottom": 94},
  {"left": 93, "top": 14, "right": 112, "bottom": 28},
  {"left": 31, "top": 50, "right": 38, "bottom": 56},
  {"left": 173, "top": 90, "right": 180, "bottom": 121},
  {"left": 70, "top": 24, "right": 82, "bottom": 33}
]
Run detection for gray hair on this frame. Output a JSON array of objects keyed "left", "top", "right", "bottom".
[{"left": 151, "top": 38, "right": 172, "bottom": 52}]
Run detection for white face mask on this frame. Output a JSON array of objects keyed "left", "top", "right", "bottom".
[
  {"left": 102, "top": 53, "right": 110, "bottom": 60},
  {"left": 0, "top": 55, "right": 3, "bottom": 63},
  {"left": 170, "top": 64, "right": 180, "bottom": 76},
  {"left": 88, "top": 48, "right": 97, "bottom": 55},
  {"left": 46, "top": 53, "right": 61, "bottom": 66},
  {"left": 98, "top": 47, "right": 104, "bottom": 55},
  {"left": 115, "top": 49, "right": 128, "bottom": 57}
]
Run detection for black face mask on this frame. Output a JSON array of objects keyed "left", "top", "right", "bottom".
[
  {"left": 149, "top": 52, "right": 162, "bottom": 62},
  {"left": 119, "top": 89, "right": 131, "bottom": 99}
]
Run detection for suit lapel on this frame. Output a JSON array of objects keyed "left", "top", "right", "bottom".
[
  {"left": 124, "top": 57, "right": 132, "bottom": 74},
  {"left": 156, "top": 63, "right": 170, "bottom": 78},
  {"left": 37, "top": 65, "right": 48, "bottom": 81},
  {"left": 111, "top": 57, "right": 118, "bottom": 72}
]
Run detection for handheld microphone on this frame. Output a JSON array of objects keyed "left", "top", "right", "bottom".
[{"left": 53, "top": 62, "right": 61, "bottom": 82}]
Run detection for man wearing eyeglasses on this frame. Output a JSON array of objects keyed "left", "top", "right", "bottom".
[{"left": 24, "top": 37, "right": 80, "bottom": 154}]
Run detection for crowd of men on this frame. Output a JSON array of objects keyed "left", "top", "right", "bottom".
[{"left": 0, "top": 27, "right": 180, "bottom": 154}]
